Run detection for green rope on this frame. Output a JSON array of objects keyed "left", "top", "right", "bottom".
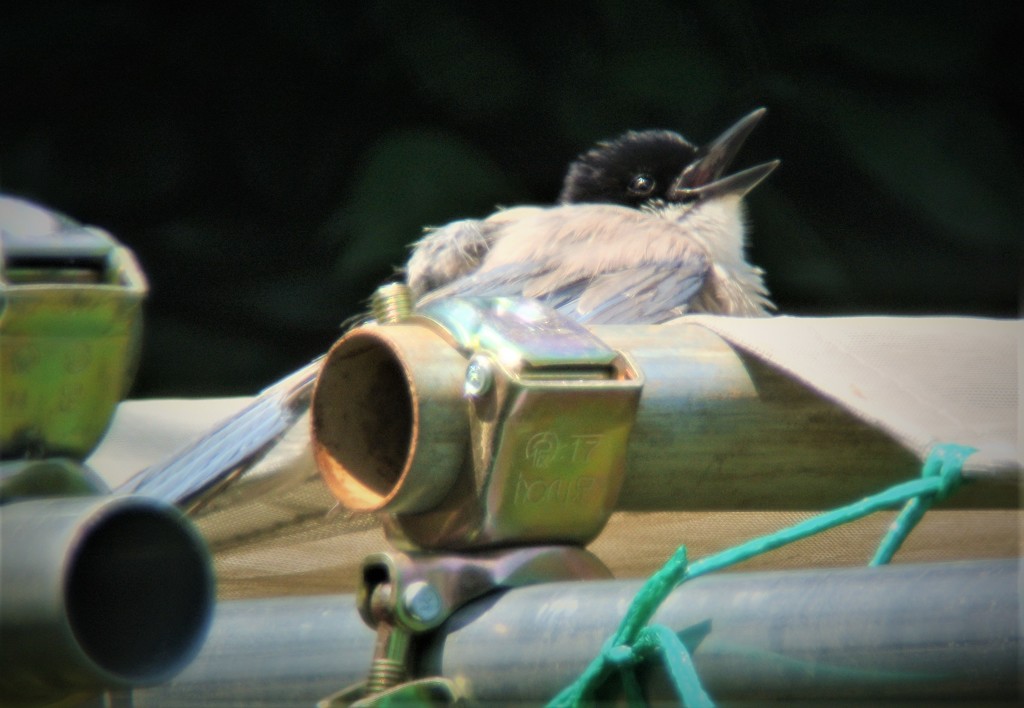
[
  {"left": 546, "top": 443, "right": 976, "bottom": 707},
  {"left": 870, "top": 443, "right": 973, "bottom": 565}
]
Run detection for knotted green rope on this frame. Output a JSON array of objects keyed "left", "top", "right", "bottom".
[
  {"left": 870, "top": 443, "right": 972, "bottom": 565},
  {"left": 547, "top": 443, "right": 976, "bottom": 707}
]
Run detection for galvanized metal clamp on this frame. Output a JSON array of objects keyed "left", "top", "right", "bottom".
[
  {"left": 312, "top": 289, "right": 644, "bottom": 705},
  {"left": 1, "top": 195, "right": 147, "bottom": 461},
  {"left": 319, "top": 546, "right": 611, "bottom": 706},
  {"left": 312, "top": 293, "right": 645, "bottom": 551}
]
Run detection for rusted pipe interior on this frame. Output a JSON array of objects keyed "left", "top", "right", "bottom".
[{"left": 312, "top": 333, "right": 414, "bottom": 510}]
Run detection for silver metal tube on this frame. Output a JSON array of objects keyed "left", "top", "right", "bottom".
[
  {"left": 429, "top": 558, "right": 1021, "bottom": 704},
  {"left": 312, "top": 320, "right": 1011, "bottom": 512},
  {"left": 128, "top": 594, "right": 376, "bottom": 706},
  {"left": 0, "top": 495, "right": 214, "bottom": 702},
  {"left": 125, "top": 559, "right": 1020, "bottom": 705}
]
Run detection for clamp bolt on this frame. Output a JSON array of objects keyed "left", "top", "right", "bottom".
[
  {"left": 464, "top": 357, "right": 494, "bottom": 399},
  {"left": 402, "top": 581, "right": 442, "bottom": 623}
]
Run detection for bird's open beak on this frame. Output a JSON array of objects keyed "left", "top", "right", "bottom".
[{"left": 668, "top": 108, "right": 779, "bottom": 201}]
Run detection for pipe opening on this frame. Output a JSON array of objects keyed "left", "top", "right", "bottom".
[
  {"left": 64, "top": 504, "right": 212, "bottom": 683},
  {"left": 312, "top": 334, "right": 414, "bottom": 510}
]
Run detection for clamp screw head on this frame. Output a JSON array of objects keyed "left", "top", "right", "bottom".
[
  {"left": 464, "top": 357, "right": 494, "bottom": 399},
  {"left": 402, "top": 581, "right": 442, "bottom": 623}
]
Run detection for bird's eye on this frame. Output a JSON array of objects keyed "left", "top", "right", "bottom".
[{"left": 627, "top": 174, "right": 655, "bottom": 196}]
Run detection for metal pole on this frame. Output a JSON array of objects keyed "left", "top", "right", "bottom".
[
  {"left": 312, "top": 320, "right": 1014, "bottom": 514},
  {"left": 125, "top": 558, "right": 1020, "bottom": 706},
  {"left": 0, "top": 495, "right": 214, "bottom": 702}
]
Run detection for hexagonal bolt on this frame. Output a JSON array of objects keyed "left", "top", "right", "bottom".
[{"left": 402, "top": 581, "right": 443, "bottom": 624}]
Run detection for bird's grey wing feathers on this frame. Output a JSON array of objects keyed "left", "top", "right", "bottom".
[
  {"left": 416, "top": 260, "right": 540, "bottom": 300},
  {"left": 569, "top": 261, "right": 708, "bottom": 323},
  {"left": 420, "top": 256, "right": 709, "bottom": 325},
  {"left": 405, "top": 207, "right": 545, "bottom": 297},
  {"left": 405, "top": 220, "right": 490, "bottom": 298},
  {"left": 115, "top": 358, "right": 321, "bottom": 507}
]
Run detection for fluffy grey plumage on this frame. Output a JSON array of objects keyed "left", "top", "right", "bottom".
[{"left": 408, "top": 109, "right": 778, "bottom": 323}]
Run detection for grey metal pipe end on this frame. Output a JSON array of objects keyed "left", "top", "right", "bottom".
[{"left": 0, "top": 494, "right": 214, "bottom": 701}]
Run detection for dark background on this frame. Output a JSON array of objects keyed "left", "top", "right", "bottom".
[{"left": 3, "top": 1, "right": 1021, "bottom": 397}]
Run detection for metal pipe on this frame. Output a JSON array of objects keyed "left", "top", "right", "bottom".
[
  {"left": 430, "top": 558, "right": 1021, "bottom": 705},
  {"left": 124, "top": 559, "right": 1020, "bottom": 705},
  {"left": 312, "top": 320, "right": 1010, "bottom": 512},
  {"left": 127, "top": 593, "right": 376, "bottom": 707},
  {"left": 312, "top": 323, "right": 469, "bottom": 513},
  {"left": 0, "top": 495, "right": 214, "bottom": 702}
]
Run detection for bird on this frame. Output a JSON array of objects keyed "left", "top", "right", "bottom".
[
  {"left": 118, "top": 109, "right": 778, "bottom": 504},
  {"left": 406, "top": 108, "right": 778, "bottom": 322}
]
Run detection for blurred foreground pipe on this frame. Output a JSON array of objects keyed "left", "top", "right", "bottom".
[
  {"left": 433, "top": 558, "right": 1021, "bottom": 705},
  {"left": 0, "top": 495, "right": 214, "bottom": 702},
  {"left": 125, "top": 559, "right": 1019, "bottom": 706},
  {"left": 313, "top": 320, "right": 1009, "bottom": 512}
]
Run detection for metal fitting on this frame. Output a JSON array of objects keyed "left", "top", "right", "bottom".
[
  {"left": 463, "top": 356, "right": 494, "bottom": 399},
  {"left": 312, "top": 297, "right": 643, "bottom": 550},
  {"left": 369, "top": 283, "right": 414, "bottom": 324},
  {"left": 402, "top": 581, "right": 442, "bottom": 624}
]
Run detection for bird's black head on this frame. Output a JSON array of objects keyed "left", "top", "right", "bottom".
[
  {"left": 559, "top": 109, "right": 779, "bottom": 208},
  {"left": 558, "top": 130, "right": 698, "bottom": 207}
]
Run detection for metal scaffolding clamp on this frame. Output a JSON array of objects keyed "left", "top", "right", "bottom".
[
  {"left": 320, "top": 546, "right": 611, "bottom": 707},
  {"left": 412, "top": 297, "right": 644, "bottom": 547}
]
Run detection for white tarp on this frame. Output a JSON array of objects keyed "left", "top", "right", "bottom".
[{"left": 687, "top": 315, "right": 1021, "bottom": 479}]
